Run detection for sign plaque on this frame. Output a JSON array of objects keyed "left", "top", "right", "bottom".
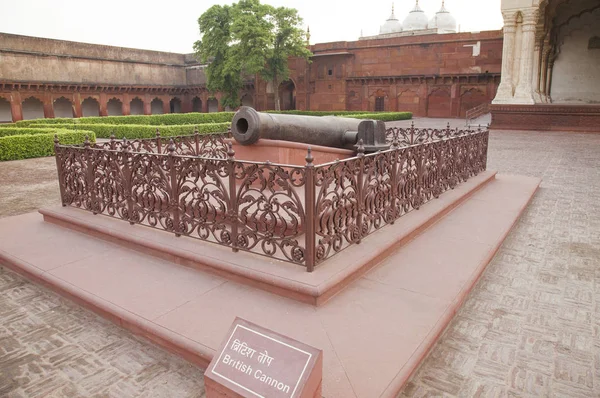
[{"left": 205, "top": 317, "right": 323, "bottom": 398}]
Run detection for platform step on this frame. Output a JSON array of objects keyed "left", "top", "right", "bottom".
[
  {"left": 0, "top": 173, "right": 540, "bottom": 397},
  {"left": 39, "top": 170, "right": 497, "bottom": 306}
]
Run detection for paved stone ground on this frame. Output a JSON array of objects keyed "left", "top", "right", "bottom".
[
  {"left": 0, "top": 267, "right": 206, "bottom": 397},
  {"left": 399, "top": 125, "right": 600, "bottom": 397},
  {"left": 1, "top": 121, "right": 599, "bottom": 397}
]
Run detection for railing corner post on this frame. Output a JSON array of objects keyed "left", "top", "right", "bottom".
[
  {"left": 304, "top": 147, "right": 316, "bottom": 272},
  {"left": 227, "top": 143, "right": 239, "bottom": 252},
  {"left": 356, "top": 140, "right": 365, "bottom": 244},
  {"left": 167, "top": 139, "right": 181, "bottom": 237},
  {"left": 53, "top": 135, "right": 68, "bottom": 207}
]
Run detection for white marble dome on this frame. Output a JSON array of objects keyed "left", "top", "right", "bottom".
[
  {"left": 403, "top": 2, "right": 429, "bottom": 31},
  {"left": 380, "top": 8, "right": 403, "bottom": 34},
  {"left": 429, "top": 2, "right": 457, "bottom": 32}
]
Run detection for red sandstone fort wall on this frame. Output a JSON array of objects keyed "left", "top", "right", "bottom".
[
  {"left": 287, "top": 30, "right": 503, "bottom": 117},
  {"left": 0, "top": 30, "right": 503, "bottom": 121}
]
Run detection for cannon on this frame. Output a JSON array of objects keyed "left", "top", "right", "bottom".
[{"left": 231, "top": 107, "right": 389, "bottom": 153}]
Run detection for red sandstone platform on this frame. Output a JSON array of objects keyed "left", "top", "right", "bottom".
[{"left": 0, "top": 173, "right": 540, "bottom": 398}]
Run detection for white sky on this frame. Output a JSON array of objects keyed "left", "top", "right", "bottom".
[{"left": 0, "top": 0, "right": 503, "bottom": 54}]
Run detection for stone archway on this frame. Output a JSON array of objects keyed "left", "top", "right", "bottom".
[
  {"left": 241, "top": 94, "right": 254, "bottom": 108},
  {"left": 207, "top": 98, "right": 218, "bottom": 113},
  {"left": 53, "top": 97, "right": 74, "bottom": 118},
  {"left": 151, "top": 98, "right": 164, "bottom": 115},
  {"left": 427, "top": 87, "right": 452, "bottom": 118},
  {"left": 22, "top": 97, "right": 44, "bottom": 120},
  {"left": 369, "top": 89, "right": 388, "bottom": 112},
  {"left": 170, "top": 97, "right": 182, "bottom": 113},
  {"left": 278, "top": 80, "right": 296, "bottom": 111},
  {"left": 82, "top": 97, "right": 100, "bottom": 117},
  {"left": 130, "top": 97, "right": 144, "bottom": 115},
  {"left": 551, "top": 7, "right": 600, "bottom": 104},
  {"left": 0, "top": 97, "right": 12, "bottom": 122},
  {"left": 107, "top": 98, "right": 123, "bottom": 116},
  {"left": 192, "top": 97, "right": 202, "bottom": 112}
]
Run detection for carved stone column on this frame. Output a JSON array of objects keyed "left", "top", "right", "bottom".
[
  {"left": 492, "top": 12, "right": 517, "bottom": 103},
  {"left": 533, "top": 40, "right": 543, "bottom": 103},
  {"left": 513, "top": 8, "right": 539, "bottom": 104},
  {"left": 73, "top": 93, "right": 83, "bottom": 118},
  {"left": 10, "top": 91, "right": 23, "bottom": 122},
  {"left": 540, "top": 43, "right": 552, "bottom": 103}
]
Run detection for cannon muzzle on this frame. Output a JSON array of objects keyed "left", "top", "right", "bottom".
[{"left": 231, "top": 107, "right": 389, "bottom": 153}]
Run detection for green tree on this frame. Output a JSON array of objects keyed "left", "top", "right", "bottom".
[{"left": 194, "top": 0, "right": 312, "bottom": 110}]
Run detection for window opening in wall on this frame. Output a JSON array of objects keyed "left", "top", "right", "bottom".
[
  {"left": 375, "top": 96, "right": 385, "bottom": 112},
  {"left": 328, "top": 69, "right": 333, "bottom": 76},
  {"left": 589, "top": 36, "right": 600, "bottom": 50}
]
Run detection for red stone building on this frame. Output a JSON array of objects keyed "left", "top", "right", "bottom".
[{"left": 0, "top": 7, "right": 502, "bottom": 122}]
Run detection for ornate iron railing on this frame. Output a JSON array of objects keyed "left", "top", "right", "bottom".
[{"left": 54, "top": 125, "right": 488, "bottom": 272}]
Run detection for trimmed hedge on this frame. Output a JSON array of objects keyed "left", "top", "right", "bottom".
[
  {"left": 345, "top": 112, "right": 413, "bottom": 122},
  {"left": 266, "top": 110, "right": 376, "bottom": 116},
  {"left": 0, "top": 130, "right": 95, "bottom": 161},
  {"left": 15, "top": 112, "right": 235, "bottom": 127},
  {"left": 0, "top": 127, "right": 78, "bottom": 137},
  {"left": 15, "top": 110, "right": 412, "bottom": 128},
  {"left": 29, "top": 122, "right": 230, "bottom": 139}
]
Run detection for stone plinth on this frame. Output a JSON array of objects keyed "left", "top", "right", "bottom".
[{"left": 490, "top": 104, "right": 600, "bottom": 132}]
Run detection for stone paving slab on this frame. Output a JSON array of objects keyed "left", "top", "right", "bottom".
[{"left": 0, "top": 173, "right": 539, "bottom": 397}]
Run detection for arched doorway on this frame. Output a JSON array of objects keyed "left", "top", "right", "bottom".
[
  {"left": 53, "top": 97, "right": 74, "bottom": 118},
  {"left": 192, "top": 97, "right": 202, "bottom": 113},
  {"left": 427, "top": 88, "right": 452, "bottom": 118},
  {"left": 369, "top": 89, "right": 388, "bottom": 112},
  {"left": 170, "top": 97, "right": 182, "bottom": 113},
  {"left": 107, "top": 98, "right": 123, "bottom": 116},
  {"left": 550, "top": 7, "right": 600, "bottom": 103},
  {"left": 130, "top": 98, "right": 144, "bottom": 115},
  {"left": 207, "top": 98, "right": 218, "bottom": 113},
  {"left": 278, "top": 80, "right": 296, "bottom": 111},
  {"left": 0, "top": 98, "right": 12, "bottom": 123},
  {"left": 151, "top": 98, "right": 164, "bottom": 115},
  {"left": 22, "top": 97, "right": 45, "bottom": 120},
  {"left": 82, "top": 97, "right": 100, "bottom": 117},
  {"left": 241, "top": 94, "right": 254, "bottom": 108}
]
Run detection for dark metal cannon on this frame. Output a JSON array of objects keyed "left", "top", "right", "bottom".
[{"left": 231, "top": 107, "right": 389, "bottom": 153}]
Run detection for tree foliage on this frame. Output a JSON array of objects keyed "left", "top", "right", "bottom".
[{"left": 194, "top": 0, "right": 312, "bottom": 110}]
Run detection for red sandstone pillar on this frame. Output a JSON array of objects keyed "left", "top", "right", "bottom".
[
  {"left": 143, "top": 94, "right": 152, "bottom": 115},
  {"left": 10, "top": 91, "right": 23, "bottom": 122},
  {"left": 216, "top": 94, "right": 224, "bottom": 112},
  {"left": 202, "top": 94, "right": 209, "bottom": 113},
  {"left": 43, "top": 95, "right": 55, "bottom": 119},
  {"left": 362, "top": 84, "right": 369, "bottom": 111},
  {"left": 73, "top": 93, "right": 83, "bottom": 118},
  {"left": 418, "top": 84, "right": 428, "bottom": 117},
  {"left": 389, "top": 85, "right": 398, "bottom": 112},
  {"left": 450, "top": 84, "right": 460, "bottom": 117},
  {"left": 182, "top": 93, "right": 192, "bottom": 113},
  {"left": 99, "top": 93, "right": 108, "bottom": 116},
  {"left": 162, "top": 96, "right": 170, "bottom": 114},
  {"left": 122, "top": 94, "right": 131, "bottom": 116}
]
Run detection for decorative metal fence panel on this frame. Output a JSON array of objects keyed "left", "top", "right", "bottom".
[{"left": 54, "top": 125, "right": 488, "bottom": 272}]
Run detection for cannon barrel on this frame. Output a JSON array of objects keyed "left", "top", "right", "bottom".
[{"left": 231, "top": 107, "right": 389, "bottom": 152}]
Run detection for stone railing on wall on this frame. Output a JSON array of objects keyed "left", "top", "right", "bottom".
[{"left": 54, "top": 126, "right": 488, "bottom": 271}]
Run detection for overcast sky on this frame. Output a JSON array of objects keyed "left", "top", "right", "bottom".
[{"left": 0, "top": 0, "right": 503, "bottom": 54}]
